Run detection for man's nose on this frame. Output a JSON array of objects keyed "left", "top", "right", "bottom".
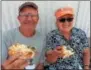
[{"left": 27, "top": 15, "right": 33, "bottom": 20}]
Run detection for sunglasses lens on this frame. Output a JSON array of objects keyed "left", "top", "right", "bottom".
[
  {"left": 59, "top": 18, "right": 65, "bottom": 23},
  {"left": 67, "top": 18, "right": 73, "bottom": 22},
  {"left": 58, "top": 17, "right": 73, "bottom": 23}
]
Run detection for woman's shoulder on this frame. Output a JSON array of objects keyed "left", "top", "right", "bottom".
[
  {"left": 47, "top": 29, "right": 59, "bottom": 37},
  {"left": 72, "top": 27, "right": 86, "bottom": 36}
]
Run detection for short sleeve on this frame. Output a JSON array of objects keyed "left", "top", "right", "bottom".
[
  {"left": 45, "top": 33, "right": 55, "bottom": 53},
  {"left": 1, "top": 30, "right": 14, "bottom": 64},
  {"left": 80, "top": 30, "right": 89, "bottom": 51},
  {"left": 1, "top": 32, "right": 8, "bottom": 64},
  {"left": 38, "top": 33, "right": 54, "bottom": 63}
]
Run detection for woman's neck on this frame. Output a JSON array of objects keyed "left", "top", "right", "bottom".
[
  {"left": 19, "top": 27, "right": 36, "bottom": 37},
  {"left": 61, "top": 31, "right": 71, "bottom": 40}
]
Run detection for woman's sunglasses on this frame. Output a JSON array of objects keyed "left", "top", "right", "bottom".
[{"left": 58, "top": 17, "right": 74, "bottom": 23}]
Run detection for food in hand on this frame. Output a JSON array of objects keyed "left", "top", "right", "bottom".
[
  {"left": 8, "top": 43, "right": 36, "bottom": 59},
  {"left": 56, "top": 45, "right": 74, "bottom": 59}
]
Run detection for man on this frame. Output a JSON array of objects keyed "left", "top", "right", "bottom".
[
  {"left": 1, "top": 2, "right": 44, "bottom": 69},
  {"left": 44, "top": 6, "right": 90, "bottom": 70}
]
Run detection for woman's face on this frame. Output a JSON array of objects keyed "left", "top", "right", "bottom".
[{"left": 56, "top": 14, "right": 74, "bottom": 33}]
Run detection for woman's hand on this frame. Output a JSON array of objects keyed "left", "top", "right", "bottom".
[
  {"left": 2, "top": 55, "right": 29, "bottom": 69},
  {"left": 55, "top": 46, "right": 64, "bottom": 58},
  {"left": 45, "top": 49, "right": 60, "bottom": 64},
  {"left": 83, "top": 48, "right": 90, "bottom": 70}
]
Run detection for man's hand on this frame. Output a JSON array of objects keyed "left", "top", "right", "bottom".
[
  {"left": 35, "top": 63, "right": 44, "bottom": 70},
  {"left": 2, "top": 55, "right": 29, "bottom": 69}
]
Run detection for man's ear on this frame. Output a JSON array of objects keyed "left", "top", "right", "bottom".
[
  {"left": 37, "top": 15, "right": 39, "bottom": 20},
  {"left": 17, "top": 16, "right": 20, "bottom": 20}
]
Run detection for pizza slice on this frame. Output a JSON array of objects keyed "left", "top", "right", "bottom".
[
  {"left": 56, "top": 45, "right": 74, "bottom": 59},
  {"left": 8, "top": 43, "right": 36, "bottom": 59}
]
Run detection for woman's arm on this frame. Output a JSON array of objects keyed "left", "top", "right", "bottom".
[
  {"left": 80, "top": 30, "right": 90, "bottom": 69},
  {"left": 83, "top": 47, "right": 90, "bottom": 69}
]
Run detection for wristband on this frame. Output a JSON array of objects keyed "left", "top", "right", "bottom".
[{"left": 84, "top": 65, "right": 90, "bottom": 67}]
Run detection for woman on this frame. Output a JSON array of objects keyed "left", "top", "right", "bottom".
[{"left": 44, "top": 6, "right": 90, "bottom": 70}]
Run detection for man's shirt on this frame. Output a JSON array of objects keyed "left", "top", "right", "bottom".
[{"left": 1, "top": 27, "right": 45, "bottom": 65}]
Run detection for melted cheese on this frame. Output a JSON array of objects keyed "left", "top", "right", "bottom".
[
  {"left": 8, "top": 43, "right": 35, "bottom": 59},
  {"left": 59, "top": 45, "right": 74, "bottom": 58}
]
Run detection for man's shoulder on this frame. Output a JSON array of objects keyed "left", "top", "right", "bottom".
[{"left": 2, "top": 27, "right": 18, "bottom": 37}]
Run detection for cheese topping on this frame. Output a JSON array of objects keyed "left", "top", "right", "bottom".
[{"left": 8, "top": 43, "right": 36, "bottom": 59}]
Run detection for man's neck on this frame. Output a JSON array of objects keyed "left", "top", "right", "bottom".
[{"left": 19, "top": 27, "right": 36, "bottom": 37}]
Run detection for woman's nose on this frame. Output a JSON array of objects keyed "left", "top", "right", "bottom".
[{"left": 63, "top": 21, "right": 70, "bottom": 25}]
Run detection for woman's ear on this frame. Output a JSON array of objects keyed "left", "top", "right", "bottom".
[{"left": 56, "top": 21, "right": 59, "bottom": 27}]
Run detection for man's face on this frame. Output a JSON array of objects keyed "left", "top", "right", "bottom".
[
  {"left": 56, "top": 14, "right": 74, "bottom": 32},
  {"left": 18, "top": 7, "right": 39, "bottom": 30}
]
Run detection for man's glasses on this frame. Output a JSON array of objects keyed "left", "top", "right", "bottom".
[
  {"left": 58, "top": 17, "right": 74, "bottom": 23},
  {"left": 19, "top": 13, "right": 38, "bottom": 18}
]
